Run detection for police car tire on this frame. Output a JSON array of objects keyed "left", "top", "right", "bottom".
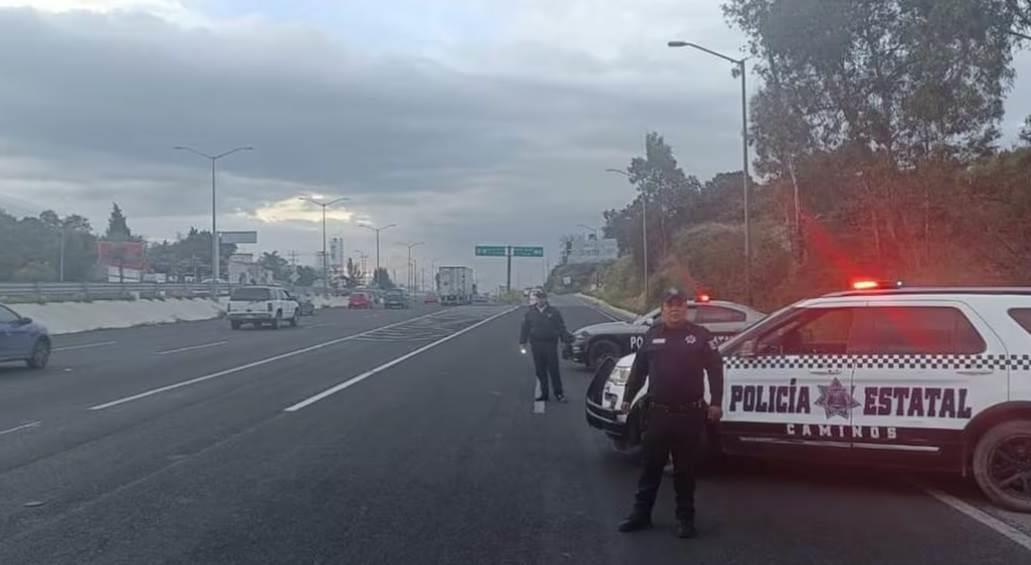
[
  {"left": 587, "top": 339, "right": 620, "bottom": 370},
  {"left": 973, "top": 420, "right": 1031, "bottom": 513}
]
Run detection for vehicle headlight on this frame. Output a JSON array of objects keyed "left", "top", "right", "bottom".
[
  {"left": 574, "top": 330, "right": 589, "bottom": 340},
  {"left": 609, "top": 366, "right": 632, "bottom": 385}
]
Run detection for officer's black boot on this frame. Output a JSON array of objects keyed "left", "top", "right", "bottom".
[
  {"left": 617, "top": 511, "right": 652, "bottom": 533},
  {"left": 676, "top": 520, "right": 696, "bottom": 539}
]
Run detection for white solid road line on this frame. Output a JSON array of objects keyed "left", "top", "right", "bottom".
[
  {"left": 576, "top": 296, "right": 622, "bottom": 322},
  {"left": 89, "top": 311, "right": 444, "bottom": 411},
  {"left": 284, "top": 307, "right": 519, "bottom": 412},
  {"left": 923, "top": 487, "right": 1031, "bottom": 552},
  {"left": 53, "top": 341, "right": 117, "bottom": 352},
  {"left": 0, "top": 421, "right": 41, "bottom": 436},
  {"left": 157, "top": 340, "right": 229, "bottom": 355}
]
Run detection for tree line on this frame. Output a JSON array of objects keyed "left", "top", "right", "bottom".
[{"left": 595, "top": 0, "right": 1031, "bottom": 311}]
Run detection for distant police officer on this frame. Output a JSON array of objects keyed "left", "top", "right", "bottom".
[
  {"left": 618, "top": 287, "right": 724, "bottom": 539},
  {"left": 519, "top": 290, "right": 571, "bottom": 403}
]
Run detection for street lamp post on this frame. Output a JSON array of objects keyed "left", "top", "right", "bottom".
[
  {"left": 299, "top": 196, "right": 349, "bottom": 292},
  {"left": 360, "top": 223, "right": 397, "bottom": 286},
  {"left": 605, "top": 167, "right": 649, "bottom": 298},
  {"left": 174, "top": 145, "right": 254, "bottom": 298},
  {"left": 667, "top": 40, "right": 752, "bottom": 304},
  {"left": 397, "top": 241, "right": 424, "bottom": 291}
]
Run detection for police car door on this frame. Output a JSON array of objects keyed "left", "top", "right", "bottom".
[
  {"left": 720, "top": 303, "right": 862, "bottom": 459},
  {"left": 848, "top": 301, "right": 1007, "bottom": 467}
]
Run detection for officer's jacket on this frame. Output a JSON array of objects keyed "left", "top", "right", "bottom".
[
  {"left": 625, "top": 321, "right": 724, "bottom": 406},
  {"left": 519, "top": 304, "right": 570, "bottom": 344}
]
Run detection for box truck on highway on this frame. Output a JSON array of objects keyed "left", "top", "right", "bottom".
[{"left": 437, "top": 266, "right": 474, "bottom": 305}]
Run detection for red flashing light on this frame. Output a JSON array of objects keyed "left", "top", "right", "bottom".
[
  {"left": 697, "top": 293, "right": 711, "bottom": 303},
  {"left": 852, "top": 280, "right": 880, "bottom": 290}
]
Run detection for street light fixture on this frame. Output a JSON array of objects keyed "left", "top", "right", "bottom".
[
  {"left": 605, "top": 167, "right": 650, "bottom": 298},
  {"left": 397, "top": 241, "right": 424, "bottom": 291},
  {"left": 173, "top": 145, "right": 254, "bottom": 298},
  {"left": 298, "top": 196, "right": 349, "bottom": 292},
  {"left": 667, "top": 39, "right": 753, "bottom": 304},
  {"left": 359, "top": 223, "right": 397, "bottom": 285}
]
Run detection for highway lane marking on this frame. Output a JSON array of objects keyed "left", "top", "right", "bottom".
[
  {"left": 284, "top": 307, "right": 519, "bottom": 412},
  {"left": 52, "top": 341, "right": 117, "bottom": 352},
  {"left": 303, "top": 323, "right": 331, "bottom": 329},
  {"left": 88, "top": 311, "right": 444, "bottom": 411},
  {"left": 156, "top": 341, "right": 229, "bottom": 355},
  {"left": 922, "top": 486, "right": 1031, "bottom": 552},
  {"left": 576, "top": 297, "right": 623, "bottom": 322},
  {"left": 0, "top": 421, "right": 41, "bottom": 436}
]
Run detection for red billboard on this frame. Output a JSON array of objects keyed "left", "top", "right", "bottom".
[{"left": 97, "top": 240, "right": 146, "bottom": 270}]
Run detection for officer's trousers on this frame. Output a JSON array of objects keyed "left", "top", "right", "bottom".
[
  {"left": 530, "top": 340, "right": 563, "bottom": 399},
  {"left": 633, "top": 406, "right": 705, "bottom": 521}
]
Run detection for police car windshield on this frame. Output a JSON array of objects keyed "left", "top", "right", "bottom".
[{"left": 719, "top": 305, "right": 798, "bottom": 354}]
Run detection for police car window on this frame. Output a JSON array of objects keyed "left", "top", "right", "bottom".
[
  {"left": 855, "top": 307, "right": 986, "bottom": 355},
  {"left": 695, "top": 305, "right": 746, "bottom": 323},
  {"left": 754, "top": 308, "right": 855, "bottom": 356},
  {"left": 0, "top": 306, "right": 20, "bottom": 323},
  {"left": 1010, "top": 309, "right": 1031, "bottom": 335}
]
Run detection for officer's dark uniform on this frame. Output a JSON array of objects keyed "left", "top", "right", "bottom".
[
  {"left": 619, "top": 292, "right": 724, "bottom": 537},
  {"left": 519, "top": 293, "right": 570, "bottom": 401}
]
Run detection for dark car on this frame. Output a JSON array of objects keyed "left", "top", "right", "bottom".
[
  {"left": 566, "top": 299, "right": 765, "bottom": 369},
  {"left": 348, "top": 292, "right": 372, "bottom": 309},
  {"left": 0, "top": 303, "right": 50, "bottom": 369},
  {"left": 383, "top": 290, "right": 409, "bottom": 309}
]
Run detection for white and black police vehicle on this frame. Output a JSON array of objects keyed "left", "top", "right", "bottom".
[
  {"left": 586, "top": 281, "right": 1031, "bottom": 512},
  {"left": 566, "top": 295, "right": 765, "bottom": 369}
]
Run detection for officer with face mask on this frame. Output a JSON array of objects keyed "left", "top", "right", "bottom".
[
  {"left": 617, "top": 287, "right": 724, "bottom": 539},
  {"left": 519, "top": 289, "right": 572, "bottom": 402}
]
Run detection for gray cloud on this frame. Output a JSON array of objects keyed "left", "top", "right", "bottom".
[{"left": 1, "top": 5, "right": 1028, "bottom": 290}]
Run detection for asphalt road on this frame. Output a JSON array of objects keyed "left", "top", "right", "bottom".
[{"left": 1, "top": 296, "right": 1030, "bottom": 564}]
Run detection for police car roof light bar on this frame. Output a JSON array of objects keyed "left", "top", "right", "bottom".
[{"left": 851, "top": 279, "right": 904, "bottom": 291}]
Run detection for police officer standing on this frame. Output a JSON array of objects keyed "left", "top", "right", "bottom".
[
  {"left": 519, "top": 290, "right": 571, "bottom": 403},
  {"left": 618, "top": 287, "right": 723, "bottom": 539}
]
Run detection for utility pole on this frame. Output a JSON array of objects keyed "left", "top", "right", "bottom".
[
  {"left": 360, "top": 223, "right": 397, "bottom": 286},
  {"left": 173, "top": 145, "right": 254, "bottom": 299},
  {"left": 298, "top": 196, "right": 348, "bottom": 293},
  {"left": 58, "top": 226, "right": 66, "bottom": 282},
  {"left": 397, "top": 241, "right": 424, "bottom": 291}
]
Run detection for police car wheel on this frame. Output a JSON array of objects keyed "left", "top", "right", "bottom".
[
  {"left": 587, "top": 340, "right": 620, "bottom": 370},
  {"left": 973, "top": 420, "right": 1031, "bottom": 513}
]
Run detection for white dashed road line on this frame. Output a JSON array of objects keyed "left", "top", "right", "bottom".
[
  {"left": 89, "top": 311, "right": 443, "bottom": 411},
  {"left": 922, "top": 487, "right": 1031, "bottom": 552},
  {"left": 53, "top": 341, "right": 117, "bottom": 352},
  {"left": 157, "top": 341, "right": 229, "bottom": 355},
  {"left": 284, "top": 307, "right": 518, "bottom": 412},
  {"left": 0, "top": 421, "right": 41, "bottom": 437}
]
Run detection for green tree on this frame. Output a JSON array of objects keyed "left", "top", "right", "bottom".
[
  {"left": 295, "top": 265, "right": 318, "bottom": 287},
  {"left": 258, "top": 251, "right": 290, "bottom": 281},
  {"left": 346, "top": 257, "right": 362, "bottom": 286},
  {"left": 105, "top": 203, "right": 132, "bottom": 241},
  {"left": 372, "top": 267, "right": 395, "bottom": 289}
]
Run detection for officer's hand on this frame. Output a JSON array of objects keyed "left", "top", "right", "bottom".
[
  {"left": 620, "top": 401, "right": 631, "bottom": 413},
  {"left": 707, "top": 406, "right": 723, "bottom": 422}
]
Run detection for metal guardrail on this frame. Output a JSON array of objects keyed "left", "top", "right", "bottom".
[{"left": 0, "top": 282, "right": 223, "bottom": 303}]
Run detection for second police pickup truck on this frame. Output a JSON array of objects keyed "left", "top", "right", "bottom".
[{"left": 565, "top": 296, "right": 765, "bottom": 369}]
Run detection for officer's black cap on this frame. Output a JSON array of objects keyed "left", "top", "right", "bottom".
[
  {"left": 662, "top": 287, "right": 688, "bottom": 304},
  {"left": 533, "top": 289, "right": 547, "bottom": 299}
]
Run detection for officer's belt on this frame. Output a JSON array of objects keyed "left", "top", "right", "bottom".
[{"left": 650, "top": 400, "right": 706, "bottom": 411}]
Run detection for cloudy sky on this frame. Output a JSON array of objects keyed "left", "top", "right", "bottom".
[{"left": 1, "top": 1, "right": 1030, "bottom": 290}]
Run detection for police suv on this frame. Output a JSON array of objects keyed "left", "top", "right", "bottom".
[
  {"left": 585, "top": 284, "right": 1031, "bottom": 512},
  {"left": 565, "top": 297, "right": 765, "bottom": 369}
]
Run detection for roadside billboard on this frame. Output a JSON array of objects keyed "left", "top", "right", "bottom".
[
  {"left": 565, "top": 236, "right": 618, "bottom": 264},
  {"left": 97, "top": 240, "right": 146, "bottom": 270}
]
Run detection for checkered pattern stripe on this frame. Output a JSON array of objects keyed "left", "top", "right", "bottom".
[{"left": 723, "top": 353, "right": 1031, "bottom": 371}]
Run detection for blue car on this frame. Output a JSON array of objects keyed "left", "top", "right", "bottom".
[{"left": 0, "top": 304, "right": 50, "bottom": 369}]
